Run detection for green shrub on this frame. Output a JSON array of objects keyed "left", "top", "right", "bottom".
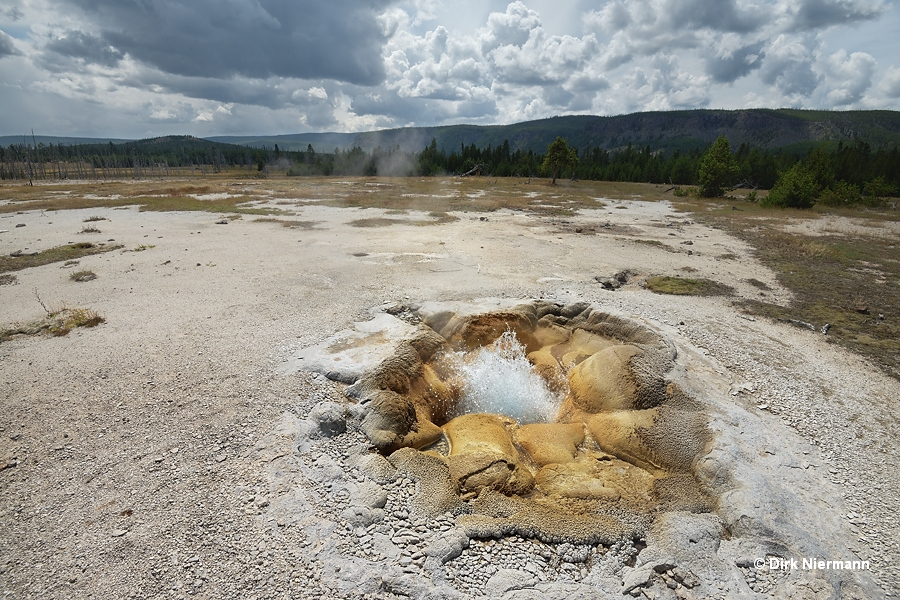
[
  {"left": 862, "top": 176, "right": 898, "bottom": 207},
  {"left": 761, "top": 163, "right": 818, "bottom": 209},
  {"left": 819, "top": 181, "right": 861, "bottom": 207}
]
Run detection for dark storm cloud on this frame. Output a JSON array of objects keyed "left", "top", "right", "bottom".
[
  {"left": 787, "top": 0, "right": 884, "bottom": 31},
  {"left": 704, "top": 42, "right": 765, "bottom": 83},
  {"left": 58, "top": 0, "right": 397, "bottom": 85},
  {"left": 45, "top": 30, "right": 124, "bottom": 67},
  {"left": 122, "top": 71, "right": 289, "bottom": 109}
]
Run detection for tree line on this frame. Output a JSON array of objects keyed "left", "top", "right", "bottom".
[
  {"left": 693, "top": 135, "right": 899, "bottom": 207},
  {"left": 2, "top": 133, "right": 897, "bottom": 207}
]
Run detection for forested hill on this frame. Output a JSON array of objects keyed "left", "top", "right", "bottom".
[{"left": 208, "top": 109, "right": 900, "bottom": 154}]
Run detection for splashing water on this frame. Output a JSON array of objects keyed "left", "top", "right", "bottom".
[{"left": 451, "top": 330, "right": 561, "bottom": 424}]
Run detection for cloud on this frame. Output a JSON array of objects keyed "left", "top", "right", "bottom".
[
  {"left": 5, "top": 7, "right": 24, "bottom": 22},
  {"left": 43, "top": 30, "right": 124, "bottom": 68},
  {"left": 56, "top": 0, "right": 397, "bottom": 85},
  {"left": 667, "top": 0, "right": 766, "bottom": 34},
  {"left": 704, "top": 39, "right": 765, "bottom": 83},
  {"left": 480, "top": 1, "right": 542, "bottom": 51},
  {"left": 476, "top": 2, "right": 601, "bottom": 87},
  {"left": 351, "top": 86, "right": 496, "bottom": 125},
  {"left": 784, "top": 0, "right": 884, "bottom": 31},
  {"left": 820, "top": 50, "right": 876, "bottom": 105},
  {"left": 587, "top": 0, "right": 765, "bottom": 67},
  {"left": 759, "top": 34, "right": 821, "bottom": 98},
  {"left": 119, "top": 69, "right": 343, "bottom": 116},
  {"left": 1, "top": 0, "right": 899, "bottom": 137},
  {"left": 594, "top": 54, "right": 711, "bottom": 115},
  {"left": 877, "top": 66, "right": 900, "bottom": 99},
  {"left": 0, "top": 30, "right": 21, "bottom": 58}
]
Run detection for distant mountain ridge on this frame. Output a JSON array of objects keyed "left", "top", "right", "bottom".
[
  {"left": 209, "top": 109, "right": 900, "bottom": 155},
  {"left": 5, "top": 109, "right": 900, "bottom": 156}
]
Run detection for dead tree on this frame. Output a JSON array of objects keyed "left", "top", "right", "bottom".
[{"left": 461, "top": 164, "right": 485, "bottom": 177}]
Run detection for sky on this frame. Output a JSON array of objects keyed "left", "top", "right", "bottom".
[{"left": 1, "top": 0, "right": 899, "bottom": 138}]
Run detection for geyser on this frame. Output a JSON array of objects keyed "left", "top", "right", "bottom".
[
  {"left": 449, "top": 330, "right": 562, "bottom": 425},
  {"left": 339, "top": 299, "right": 711, "bottom": 544}
]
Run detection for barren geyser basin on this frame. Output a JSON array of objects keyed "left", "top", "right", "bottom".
[{"left": 1, "top": 177, "right": 898, "bottom": 600}]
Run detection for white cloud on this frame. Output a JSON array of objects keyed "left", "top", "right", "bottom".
[
  {"left": 307, "top": 87, "right": 328, "bottom": 100},
  {"left": 877, "top": 66, "right": 900, "bottom": 99},
  {"left": 759, "top": 34, "right": 822, "bottom": 99},
  {"left": 820, "top": 50, "right": 876, "bottom": 106}
]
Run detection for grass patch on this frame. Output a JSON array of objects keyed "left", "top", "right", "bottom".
[
  {"left": 0, "top": 182, "right": 278, "bottom": 216},
  {"left": 79, "top": 225, "right": 101, "bottom": 234},
  {"left": 0, "top": 242, "right": 122, "bottom": 273},
  {"left": 69, "top": 270, "right": 97, "bottom": 282},
  {"left": 350, "top": 217, "right": 408, "bottom": 228},
  {"left": 0, "top": 274, "right": 17, "bottom": 286},
  {"left": 634, "top": 239, "right": 667, "bottom": 248},
  {"left": 745, "top": 278, "right": 771, "bottom": 290},
  {"left": 131, "top": 245, "right": 156, "bottom": 252},
  {"left": 83, "top": 216, "right": 106, "bottom": 222},
  {"left": 425, "top": 211, "right": 459, "bottom": 225},
  {"left": 646, "top": 276, "right": 734, "bottom": 296},
  {"left": 1, "top": 307, "right": 105, "bottom": 341},
  {"left": 253, "top": 217, "right": 319, "bottom": 229},
  {"left": 349, "top": 213, "right": 460, "bottom": 228},
  {"left": 135, "top": 195, "right": 278, "bottom": 215}
]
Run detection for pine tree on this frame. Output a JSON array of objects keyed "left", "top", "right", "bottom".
[
  {"left": 541, "top": 137, "right": 578, "bottom": 184},
  {"left": 698, "top": 136, "right": 739, "bottom": 197}
]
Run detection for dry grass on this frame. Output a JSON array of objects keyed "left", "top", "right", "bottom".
[
  {"left": 1, "top": 307, "right": 105, "bottom": 341},
  {"left": 0, "top": 274, "right": 17, "bottom": 286},
  {"left": 0, "top": 176, "right": 673, "bottom": 220},
  {"left": 253, "top": 217, "right": 319, "bottom": 229},
  {"left": 0, "top": 178, "right": 278, "bottom": 216},
  {"left": 676, "top": 195, "right": 900, "bottom": 380},
  {"left": 348, "top": 213, "right": 459, "bottom": 228},
  {"left": 69, "top": 270, "right": 97, "bottom": 282},
  {"left": 79, "top": 225, "right": 101, "bottom": 234},
  {"left": 256, "top": 177, "right": 656, "bottom": 217},
  {"left": 0, "top": 242, "right": 122, "bottom": 273}
]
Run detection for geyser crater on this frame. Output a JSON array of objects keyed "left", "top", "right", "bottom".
[{"left": 330, "top": 299, "right": 711, "bottom": 545}]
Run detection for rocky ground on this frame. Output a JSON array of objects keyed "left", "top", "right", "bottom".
[{"left": 1, "top": 180, "right": 897, "bottom": 599}]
